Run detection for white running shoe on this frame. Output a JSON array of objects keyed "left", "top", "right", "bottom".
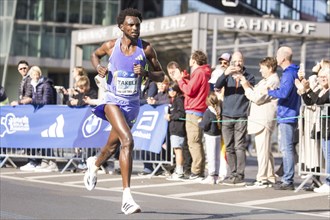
[
  {"left": 200, "top": 175, "right": 216, "bottom": 184},
  {"left": 83, "top": 156, "right": 97, "bottom": 191},
  {"left": 20, "top": 162, "right": 36, "bottom": 171},
  {"left": 121, "top": 198, "right": 141, "bottom": 215},
  {"left": 314, "top": 183, "right": 330, "bottom": 193},
  {"left": 166, "top": 172, "right": 184, "bottom": 181}
]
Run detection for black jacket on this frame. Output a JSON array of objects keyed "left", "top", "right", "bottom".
[
  {"left": 214, "top": 68, "right": 255, "bottom": 118},
  {"left": 30, "top": 77, "right": 56, "bottom": 105},
  {"left": 199, "top": 107, "right": 221, "bottom": 136},
  {"left": 168, "top": 95, "right": 186, "bottom": 137}
]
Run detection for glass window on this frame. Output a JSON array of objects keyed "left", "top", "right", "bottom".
[
  {"left": 41, "top": 26, "right": 54, "bottom": 57},
  {"left": 95, "top": 0, "right": 119, "bottom": 25},
  {"left": 55, "top": 27, "right": 71, "bottom": 59},
  {"left": 82, "top": 0, "right": 93, "bottom": 24},
  {"left": 15, "top": 0, "right": 28, "bottom": 19},
  {"left": 95, "top": 1, "right": 106, "bottom": 25},
  {"left": 11, "top": 24, "right": 27, "bottom": 56},
  {"left": 281, "top": 4, "right": 292, "bottom": 19},
  {"left": 268, "top": 0, "right": 280, "bottom": 17},
  {"left": 284, "top": 0, "right": 293, "bottom": 7},
  {"left": 29, "top": 0, "right": 44, "bottom": 21},
  {"left": 44, "top": 0, "right": 55, "bottom": 21},
  {"left": 28, "top": 25, "right": 41, "bottom": 57},
  {"left": 69, "top": 0, "right": 80, "bottom": 23},
  {"left": 56, "top": 0, "right": 67, "bottom": 22}
]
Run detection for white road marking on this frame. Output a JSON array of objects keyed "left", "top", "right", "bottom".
[
  {"left": 168, "top": 186, "right": 260, "bottom": 197},
  {"left": 236, "top": 193, "right": 329, "bottom": 206}
]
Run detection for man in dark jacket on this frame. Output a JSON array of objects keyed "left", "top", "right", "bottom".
[
  {"left": 215, "top": 51, "right": 255, "bottom": 186},
  {"left": 11, "top": 60, "right": 32, "bottom": 106}
]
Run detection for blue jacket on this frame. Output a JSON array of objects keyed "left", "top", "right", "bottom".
[{"left": 268, "top": 64, "right": 301, "bottom": 124}]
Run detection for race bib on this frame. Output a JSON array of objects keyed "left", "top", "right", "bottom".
[{"left": 114, "top": 70, "right": 138, "bottom": 95}]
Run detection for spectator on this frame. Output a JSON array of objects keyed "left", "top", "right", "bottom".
[
  {"left": 61, "top": 66, "right": 88, "bottom": 104},
  {"left": 20, "top": 66, "right": 59, "bottom": 172},
  {"left": 11, "top": 60, "right": 32, "bottom": 106},
  {"left": 294, "top": 60, "right": 330, "bottom": 191},
  {"left": 209, "top": 54, "right": 231, "bottom": 182},
  {"left": 67, "top": 75, "right": 97, "bottom": 107},
  {"left": 11, "top": 61, "right": 38, "bottom": 172},
  {"left": 209, "top": 52, "right": 231, "bottom": 91},
  {"left": 295, "top": 65, "right": 330, "bottom": 193},
  {"left": 147, "top": 75, "right": 170, "bottom": 105},
  {"left": 167, "top": 61, "right": 192, "bottom": 177},
  {"left": 266, "top": 46, "right": 301, "bottom": 191},
  {"left": 170, "top": 50, "right": 211, "bottom": 180},
  {"left": 239, "top": 57, "right": 280, "bottom": 188},
  {"left": 214, "top": 51, "right": 255, "bottom": 186},
  {"left": 198, "top": 92, "right": 222, "bottom": 184},
  {"left": 165, "top": 81, "right": 186, "bottom": 180},
  {"left": 25, "top": 66, "right": 57, "bottom": 105},
  {"left": 140, "top": 77, "right": 157, "bottom": 105}
]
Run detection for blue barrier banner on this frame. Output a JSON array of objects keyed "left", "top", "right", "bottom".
[
  {"left": 0, "top": 104, "right": 168, "bottom": 153},
  {"left": 132, "top": 104, "right": 168, "bottom": 153}
]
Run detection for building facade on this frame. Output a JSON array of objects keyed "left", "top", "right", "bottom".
[{"left": 1, "top": 0, "right": 329, "bottom": 101}]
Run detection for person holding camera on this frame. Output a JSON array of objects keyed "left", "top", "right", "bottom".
[{"left": 214, "top": 51, "right": 255, "bottom": 186}]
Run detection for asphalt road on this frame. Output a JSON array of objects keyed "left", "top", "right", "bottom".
[{"left": 1, "top": 156, "right": 329, "bottom": 220}]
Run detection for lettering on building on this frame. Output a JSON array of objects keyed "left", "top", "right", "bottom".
[{"left": 224, "top": 17, "right": 316, "bottom": 35}]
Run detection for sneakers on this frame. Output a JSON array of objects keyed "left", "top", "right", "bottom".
[
  {"left": 77, "top": 162, "right": 87, "bottom": 170},
  {"left": 166, "top": 172, "right": 184, "bottom": 181},
  {"left": 200, "top": 175, "right": 216, "bottom": 185},
  {"left": 222, "top": 176, "right": 236, "bottom": 186},
  {"left": 274, "top": 182, "right": 294, "bottom": 190},
  {"left": 84, "top": 156, "right": 98, "bottom": 191},
  {"left": 222, "top": 175, "right": 245, "bottom": 186},
  {"left": 122, "top": 189, "right": 141, "bottom": 215},
  {"left": 246, "top": 180, "right": 273, "bottom": 188},
  {"left": 189, "top": 173, "right": 203, "bottom": 180},
  {"left": 216, "top": 175, "right": 226, "bottom": 184},
  {"left": 35, "top": 160, "right": 59, "bottom": 172},
  {"left": 121, "top": 198, "right": 141, "bottom": 215},
  {"left": 138, "top": 171, "right": 152, "bottom": 176},
  {"left": 20, "top": 162, "right": 36, "bottom": 171},
  {"left": 314, "top": 183, "right": 330, "bottom": 193}
]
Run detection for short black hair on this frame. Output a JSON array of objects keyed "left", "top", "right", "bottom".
[
  {"left": 117, "top": 8, "right": 142, "bottom": 27},
  {"left": 17, "top": 60, "right": 29, "bottom": 67}
]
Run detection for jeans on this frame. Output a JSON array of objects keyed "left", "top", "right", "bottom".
[
  {"left": 322, "top": 139, "right": 330, "bottom": 186},
  {"left": 222, "top": 116, "right": 247, "bottom": 178},
  {"left": 279, "top": 123, "right": 297, "bottom": 185}
]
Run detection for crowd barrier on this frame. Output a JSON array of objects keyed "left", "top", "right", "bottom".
[
  {"left": 296, "top": 103, "right": 330, "bottom": 192},
  {"left": 0, "top": 104, "right": 173, "bottom": 174}
]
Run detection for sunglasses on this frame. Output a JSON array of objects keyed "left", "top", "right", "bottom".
[
  {"left": 220, "top": 61, "right": 229, "bottom": 65},
  {"left": 19, "top": 67, "right": 28, "bottom": 71},
  {"left": 168, "top": 88, "right": 175, "bottom": 92}
]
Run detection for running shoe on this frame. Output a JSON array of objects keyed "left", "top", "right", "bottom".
[
  {"left": 83, "top": 156, "right": 97, "bottom": 191},
  {"left": 121, "top": 198, "right": 141, "bottom": 215}
]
